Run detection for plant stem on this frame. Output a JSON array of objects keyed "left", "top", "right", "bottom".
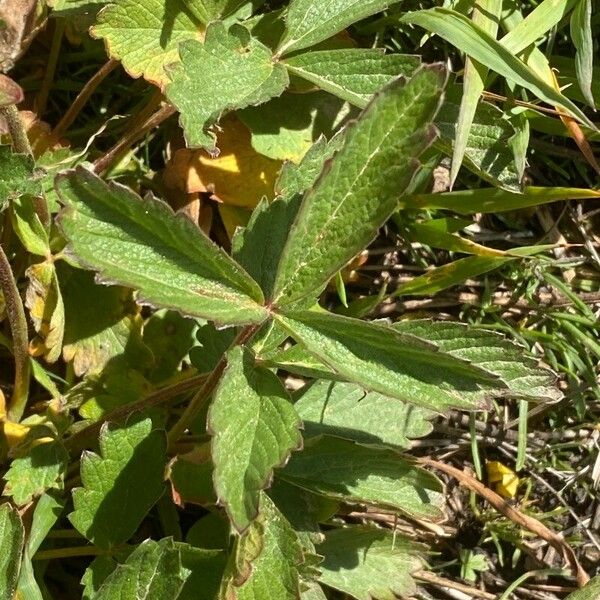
[
  {"left": 93, "top": 102, "right": 176, "bottom": 175},
  {"left": 0, "top": 105, "right": 33, "bottom": 156},
  {"left": 0, "top": 243, "right": 30, "bottom": 421},
  {"left": 34, "top": 545, "right": 114, "bottom": 560},
  {"left": 64, "top": 373, "right": 208, "bottom": 454},
  {"left": 51, "top": 58, "right": 119, "bottom": 140},
  {"left": 35, "top": 19, "right": 65, "bottom": 117},
  {"left": 166, "top": 325, "right": 259, "bottom": 449}
]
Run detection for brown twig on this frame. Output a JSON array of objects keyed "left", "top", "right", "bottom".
[
  {"left": 51, "top": 58, "right": 119, "bottom": 140},
  {"left": 92, "top": 102, "right": 176, "bottom": 175},
  {"left": 415, "top": 570, "right": 497, "bottom": 600},
  {"left": 417, "top": 457, "right": 590, "bottom": 588}
]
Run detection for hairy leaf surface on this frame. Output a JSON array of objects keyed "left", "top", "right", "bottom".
[
  {"left": 69, "top": 416, "right": 166, "bottom": 548},
  {"left": 276, "top": 310, "right": 502, "bottom": 411},
  {"left": 166, "top": 22, "right": 288, "bottom": 151},
  {"left": 91, "top": 0, "right": 203, "bottom": 86},
  {"left": 278, "top": 0, "right": 402, "bottom": 54},
  {"left": 295, "top": 380, "right": 434, "bottom": 449},
  {"left": 222, "top": 493, "right": 305, "bottom": 599},
  {"left": 3, "top": 441, "right": 68, "bottom": 505},
  {"left": 209, "top": 347, "right": 303, "bottom": 531},
  {"left": 93, "top": 538, "right": 186, "bottom": 599},
  {"left": 393, "top": 320, "right": 562, "bottom": 403},
  {"left": 56, "top": 167, "right": 267, "bottom": 325},
  {"left": 272, "top": 65, "right": 446, "bottom": 305},
  {"left": 281, "top": 436, "right": 445, "bottom": 521},
  {"left": 318, "top": 527, "right": 424, "bottom": 599},
  {"left": 283, "top": 49, "right": 420, "bottom": 107},
  {"left": 0, "top": 146, "right": 41, "bottom": 209}
]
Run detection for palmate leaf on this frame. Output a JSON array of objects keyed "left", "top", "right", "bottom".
[
  {"left": 209, "top": 346, "right": 303, "bottom": 532},
  {"left": 317, "top": 527, "right": 424, "bottom": 600},
  {"left": 222, "top": 493, "right": 305, "bottom": 599},
  {"left": 393, "top": 320, "right": 562, "bottom": 403},
  {"left": 294, "top": 380, "right": 434, "bottom": 449},
  {"left": 271, "top": 65, "right": 446, "bottom": 306},
  {"left": 280, "top": 436, "right": 445, "bottom": 521},
  {"left": 166, "top": 21, "right": 289, "bottom": 152},
  {"left": 277, "top": 0, "right": 402, "bottom": 55},
  {"left": 56, "top": 167, "right": 267, "bottom": 326},
  {"left": 276, "top": 310, "right": 502, "bottom": 412},
  {"left": 69, "top": 416, "right": 166, "bottom": 549},
  {"left": 91, "top": 0, "right": 203, "bottom": 86}
]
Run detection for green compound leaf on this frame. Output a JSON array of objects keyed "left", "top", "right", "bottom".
[
  {"left": 56, "top": 167, "right": 267, "bottom": 326},
  {"left": 393, "top": 320, "right": 562, "bottom": 403},
  {"left": 276, "top": 310, "right": 503, "bottom": 412},
  {"left": 278, "top": 0, "right": 402, "bottom": 55},
  {"left": 91, "top": 0, "right": 203, "bottom": 86},
  {"left": 283, "top": 49, "right": 420, "bottom": 107},
  {"left": 317, "top": 526, "right": 424, "bottom": 600},
  {"left": 209, "top": 346, "right": 303, "bottom": 532},
  {"left": 3, "top": 441, "right": 69, "bottom": 505},
  {"left": 294, "top": 380, "right": 434, "bottom": 449},
  {"left": 0, "top": 146, "right": 42, "bottom": 210},
  {"left": 0, "top": 504, "right": 25, "bottom": 600},
  {"left": 166, "top": 21, "right": 289, "bottom": 152},
  {"left": 222, "top": 493, "right": 305, "bottom": 599},
  {"left": 69, "top": 416, "right": 167, "bottom": 549},
  {"left": 92, "top": 538, "right": 186, "bottom": 600},
  {"left": 281, "top": 436, "right": 445, "bottom": 521},
  {"left": 272, "top": 65, "right": 446, "bottom": 306}
]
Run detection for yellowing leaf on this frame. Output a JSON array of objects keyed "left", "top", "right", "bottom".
[
  {"left": 163, "top": 116, "right": 282, "bottom": 208},
  {"left": 486, "top": 460, "right": 519, "bottom": 499},
  {"left": 25, "top": 261, "right": 65, "bottom": 364},
  {"left": 2, "top": 421, "right": 31, "bottom": 448}
]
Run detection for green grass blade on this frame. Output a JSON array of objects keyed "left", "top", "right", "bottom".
[
  {"left": 401, "top": 7, "right": 596, "bottom": 129},
  {"left": 450, "top": 0, "right": 503, "bottom": 189}
]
